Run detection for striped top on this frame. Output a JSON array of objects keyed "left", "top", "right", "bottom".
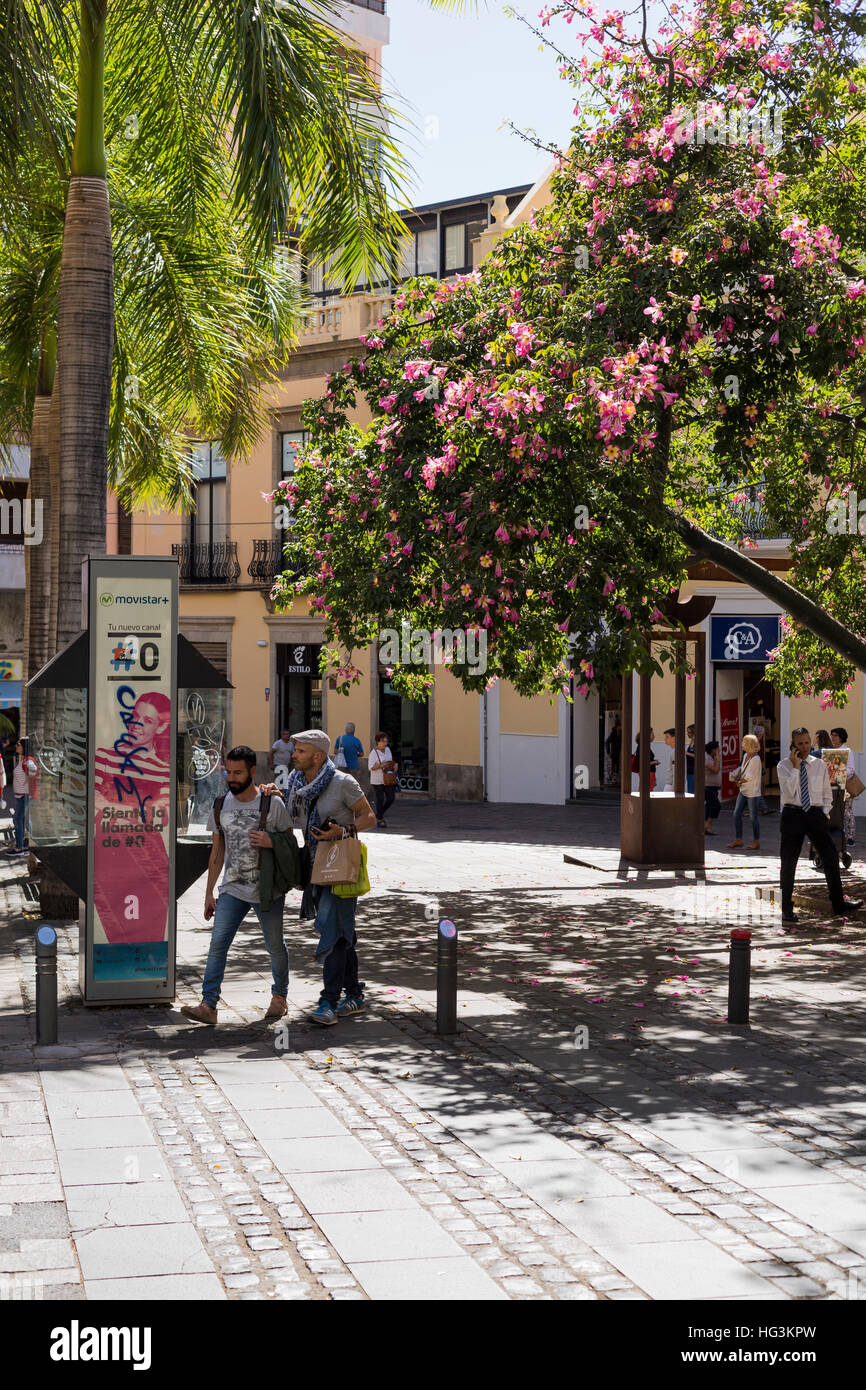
[{"left": 94, "top": 742, "right": 170, "bottom": 810}]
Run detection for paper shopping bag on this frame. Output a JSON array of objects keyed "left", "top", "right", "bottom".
[{"left": 310, "top": 833, "right": 361, "bottom": 887}]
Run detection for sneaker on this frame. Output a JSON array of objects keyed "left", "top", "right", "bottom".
[
  {"left": 309, "top": 1001, "right": 338, "bottom": 1026},
  {"left": 264, "top": 994, "right": 288, "bottom": 1020},
  {"left": 180, "top": 1001, "right": 218, "bottom": 1025},
  {"left": 337, "top": 995, "right": 366, "bottom": 1017}
]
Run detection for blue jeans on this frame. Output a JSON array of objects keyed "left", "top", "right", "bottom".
[
  {"left": 13, "top": 794, "right": 28, "bottom": 850},
  {"left": 734, "top": 793, "right": 760, "bottom": 841},
  {"left": 201, "top": 891, "right": 288, "bottom": 1009},
  {"left": 314, "top": 887, "right": 360, "bottom": 1007}
]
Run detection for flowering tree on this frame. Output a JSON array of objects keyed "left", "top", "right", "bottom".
[{"left": 273, "top": 0, "right": 866, "bottom": 708}]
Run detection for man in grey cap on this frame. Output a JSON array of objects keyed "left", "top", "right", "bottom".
[{"left": 279, "top": 729, "right": 376, "bottom": 1025}]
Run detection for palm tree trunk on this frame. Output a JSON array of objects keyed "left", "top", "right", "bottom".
[
  {"left": 56, "top": 0, "right": 111, "bottom": 649},
  {"left": 23, "top": 330, "right": 57, "bottom": 712}
]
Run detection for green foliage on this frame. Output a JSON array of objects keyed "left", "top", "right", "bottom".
[{"left": 273, "top": 0, "right": 866, "bottom": 705}]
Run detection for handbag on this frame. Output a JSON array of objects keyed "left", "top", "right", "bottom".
[
  {"left": 310, "top": 827, "right": 361, "bottom": 886},
  {"left": 847, "top": 772, "right": 865, "bottom": 798},
  {"left": 376, "top": 751, "right": 397, "bottom": 787},
  {"left": 333, "top": 738, "right": 347, "bottom": 770},
  {"left": 332, "top": 841, "right": 371, "bottom": 897}
]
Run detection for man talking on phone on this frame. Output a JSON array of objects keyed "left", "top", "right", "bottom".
[
  {"left": 777, "top": 727, "right": 862, "bottom": 925},
  {"left": 181, "top": 745, "right": 294, "bottom": 1025}
]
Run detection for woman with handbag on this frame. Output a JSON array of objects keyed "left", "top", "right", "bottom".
[
  {"left": 368, "top": 731, "right": 398, "bottom": 827},
  {"left": 727, "top": 733, "right": 763, "bottom": 850}
]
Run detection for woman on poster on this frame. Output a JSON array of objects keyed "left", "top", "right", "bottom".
[{"left": 93, "top": 689, "right": 171, "bottom": 944}]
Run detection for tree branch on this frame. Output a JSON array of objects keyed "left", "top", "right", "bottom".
[{"left": 667, "top": 509, "right": 866, "bottom": 670}]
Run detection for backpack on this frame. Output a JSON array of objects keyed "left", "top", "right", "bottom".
[{"left": 213, "top": 792, "right": 272, "bottom": 864}]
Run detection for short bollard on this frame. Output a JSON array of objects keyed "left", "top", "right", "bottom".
[
  {"left": 436, "top": 919, "right": 458, "bottom": 1035},
  {"left": 728, "top": 928, "right": 752, "bottom": 1024},
  {"left": 35, "top": 925, "right": 58, "bottom": 1045}
]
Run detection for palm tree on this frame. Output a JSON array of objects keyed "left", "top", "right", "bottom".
[{"left": 1, "top": 0, "right": 411, "bottom": 650}]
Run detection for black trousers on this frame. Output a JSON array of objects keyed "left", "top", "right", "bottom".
[
  {"left": 780, "top": 805, "right": 844, "bottom": 913},
  {"left": 373, "top": 784, "right": 396, "bottom": 820}
]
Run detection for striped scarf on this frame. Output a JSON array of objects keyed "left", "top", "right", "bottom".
[{"left": 285, "top": 758, "right": 336, "bottom": 856}]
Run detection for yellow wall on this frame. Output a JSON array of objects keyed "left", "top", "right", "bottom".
[
  {"left": 788, "top": 686, "right": 863, "bottom": 748},
  {"left": 499, "top": 680, "right": 559, "bottom": 736},
  {"left": 327, "top": 647, "right": 374, "bottom": 752},
  {"left": 434, "top": 667, "right": 480, "bottom": 764}
]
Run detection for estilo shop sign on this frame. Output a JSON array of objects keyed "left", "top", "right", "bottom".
[
  {"left": 277, "top": 643, "right": 318, "bottom": 676},
  {"left": 710, "top": 615, "right": 780, "bottom": 663}
]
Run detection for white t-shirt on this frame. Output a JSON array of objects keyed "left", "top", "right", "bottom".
[
  {"left": 207, "top": 791, "right": 292, "bottom": 902},
  {"left": 368, "top": 746, "right": 394, "bottom": 786},
  {"left": 271, "top": 738, "right": 294, "bottom": 767},
  {"left": 737, "top": 754, "right": 763, "bottom": 798}
]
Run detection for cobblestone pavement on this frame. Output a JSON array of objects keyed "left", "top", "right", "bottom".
[{"left": 2, "top": 799, "right": 866, "bottom": 1301}]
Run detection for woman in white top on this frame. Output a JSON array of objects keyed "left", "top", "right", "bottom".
[
  {"left": 727, "top": 733, "right": 763, "bottom": 850},
  {"left": 368, "top": 731, "right": 398, "bottom": 828},
  {"left": 830, "top": 727, "right": 857, "bottom": 850},
  {"left": 11, "top": 737, "right": 38, "bottom": 854}
]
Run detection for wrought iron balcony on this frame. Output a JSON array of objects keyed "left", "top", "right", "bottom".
[
  {"left": 706, "top": 486, "right": 788, "bottom": 541},
  {"left": 248, "top": 538, "right": 307, "bottom": 587},
  {"left": 172, "top": 540, "right": 240, "bottom": 584}
]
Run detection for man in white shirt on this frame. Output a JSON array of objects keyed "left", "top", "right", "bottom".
[
  {"left": 777, "top": 727, "right": 861, "bottom": 925},
  {"left": 269, "top": 728, "right": 295, "bottom": 786}
]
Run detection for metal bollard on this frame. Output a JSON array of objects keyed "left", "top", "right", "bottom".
[
  {"left": 35, "top": 925, "right": 58, "bottom": 1045},
  {"left": 728, "top": 928, "right": 751, "bottom": 1024},
  {"left": 436, "top": 919, "right": 458, "bottom": 1035}
]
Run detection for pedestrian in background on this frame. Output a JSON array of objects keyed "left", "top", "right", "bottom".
[
  {"left": 704, "top": 740, "right": 721, "bottom": 834},
  {"left": 727, "top": 733, "right": 762, "bottom": 851},
  {"left": 11, "top": 737, "right": 38, "bottom": 855},
  {"left": 369, "top": 731, "right": 398, "bottom": 827},
  {"left": 686, "top": 724, "right": 696, "bottom": 794},
  {"left": 829, "top": 728, "right": 857, "bottom": 850}
]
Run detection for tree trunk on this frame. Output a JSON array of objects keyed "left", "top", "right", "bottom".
[
  {"left": 23, "top": 333, "right": 57, "bottom": 717},
  {"left": 56, "top": 0, "right": 111, "bottom": 649},
  {"left": 667, "top": 510, "right": 866, "bottom": 671}
]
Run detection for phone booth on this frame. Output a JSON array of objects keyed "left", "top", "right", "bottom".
[
  {"left": 26, "top": 556, "right": 231, "bottom": 1005},
  {"left": 619, "top": 594, "right": 714, "bottom": 870}
]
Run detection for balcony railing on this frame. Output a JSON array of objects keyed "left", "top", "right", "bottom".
[
  {"left": 706, "top": 486, "right": 788, "bottom": 541},
  {"left": 248, "top": 538, "right": 307, "bottom": 587},
  {"left": 172, "top": 541, "right": 240, "bottom": 584},
  {"left": 347, "top": 0, "right": 386, "bottom": 11}
]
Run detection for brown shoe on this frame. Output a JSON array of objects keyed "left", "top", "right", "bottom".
[
  {"left": 748, "top": 841, "right": 761, "bottom": 851},
  {"left": 727, "top": 839, "right": 744, "bottom": 848},
  {"left": 180, "top": 1001, "right": 218, "bottom": 1025},
  {"left": 264, "top": 994, "right": 288, "bottom": 1020}
]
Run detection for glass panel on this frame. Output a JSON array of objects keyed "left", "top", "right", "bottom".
[
  {"left": 310, "top": 678, "right": 322, "bottom": 730},
  {"left": 416, "top": 228, "right": 437, "bottom": 276},
  {"left": 189, "top": 441, "right": 210, "bottom": 480},
  {"left": 177, "top": 688, "right": 229, "bottom": 837},
  {"left": 444, "top": 223, "right": 465, "bottom": 272},
  {"left": 27, "top": 686, "right": 89, "bottom": 848},
  {"left": 281, "top": 431, "right": 304, "bottom": 477},
  {"left": 398, "top": 232, "right": 415, "bottom": 280},
  {"left": 209, "top": 441, "right": 227, "bottom": 479},
  {"left": 209, "top": 480, "right": 227, "bottom": 544}
]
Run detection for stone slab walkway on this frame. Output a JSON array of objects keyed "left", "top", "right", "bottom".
[{"left": 2, "top": 798, "right": 865, "bottom": 1301}]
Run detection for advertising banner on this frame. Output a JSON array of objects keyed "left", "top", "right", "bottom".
[
  {"left": 719, "top": 697, "right": 741, "bottom": 801},
  {"left": 87, "top": 561, "right": 177, "bottom": 996}
]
